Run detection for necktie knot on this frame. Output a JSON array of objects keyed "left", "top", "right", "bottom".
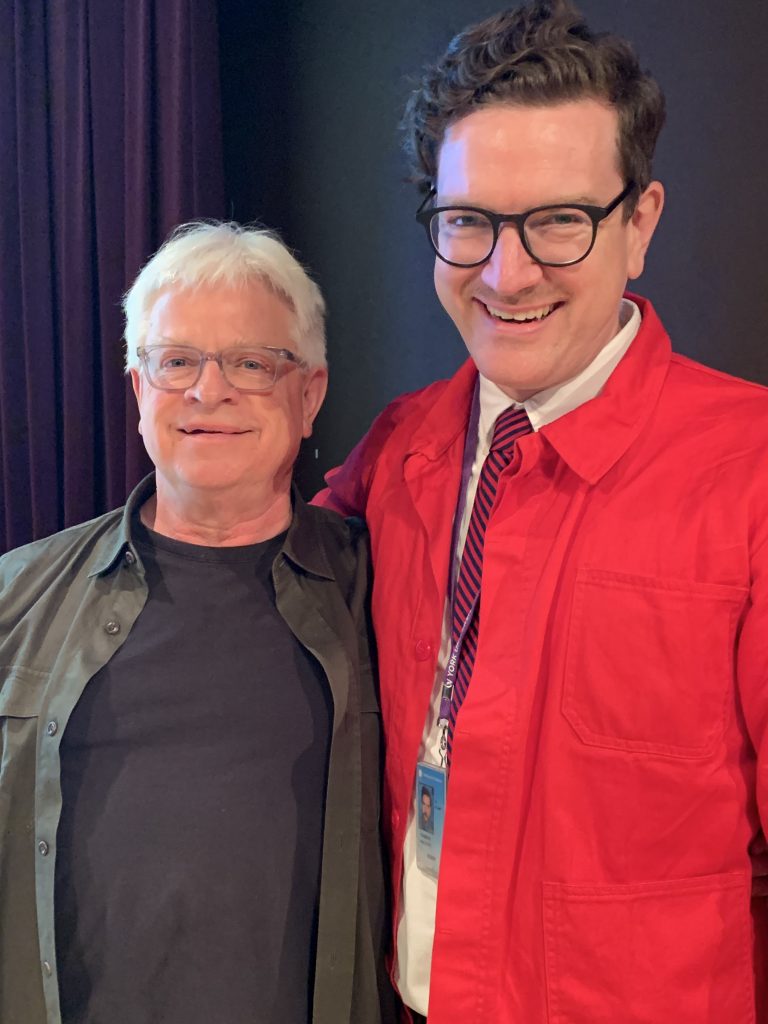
[{"left": 490, "top": 406, "right": 532, "bottom": 455}]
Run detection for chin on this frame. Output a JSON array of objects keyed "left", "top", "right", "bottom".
[
  {"left": 173, "top": 468, "right": 249, "bottom": 492},
  {"left": 472, "top": 357, "right": 543, "bottom": 399}
]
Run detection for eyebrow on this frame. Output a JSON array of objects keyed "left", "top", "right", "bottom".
[
  {"left": 150, "top": 337, "right": 259, "bottom": 348},
  {"left": 436, "top": 194, "right": 600, "bottom": 209}
]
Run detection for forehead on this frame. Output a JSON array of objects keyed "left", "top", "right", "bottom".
[
  {"left": 146, "top": 281, "right": 296, "bottom": 344},
  {"left": 436, "top": 99, "right": 622, "bottom": 206}
]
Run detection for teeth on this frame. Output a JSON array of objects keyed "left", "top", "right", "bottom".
[{"left": 486, "top": 303, "right": 554, "bottom": 322}]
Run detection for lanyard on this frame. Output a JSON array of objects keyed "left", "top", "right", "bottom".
[{"left": 437, "top": 380, "right": 482, "bottom": 767}]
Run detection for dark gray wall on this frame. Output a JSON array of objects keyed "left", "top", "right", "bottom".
[{"left": 219, "top": 0, "right": 768, "bottom": 494}]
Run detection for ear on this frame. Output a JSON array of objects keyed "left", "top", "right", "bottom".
[
  {"left": 626, "top": 180, "right": 665, "bottom": 280},
  {"left": 301, "top": 367, "right": 328, "bottom": 438},
  {"left": 130, "top": 368, "right": 144, "bottom": 434}
]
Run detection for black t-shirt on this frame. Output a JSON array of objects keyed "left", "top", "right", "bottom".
[{"left": 55, "top": 520, "right": 333, "bottom": 1024}]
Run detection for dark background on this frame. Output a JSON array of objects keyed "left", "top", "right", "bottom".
[{"left": 3, "top": 0, "right": 767, "bottom": 550}]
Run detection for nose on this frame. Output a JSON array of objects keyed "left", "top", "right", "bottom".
[
  {"left": 185, "top": 357, "right": 238, "bottom": 405},
  {"left": 480, "top": 222, "right": 544, "bottom": 295}
]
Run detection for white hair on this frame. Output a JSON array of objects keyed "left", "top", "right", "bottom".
[{"left": 122, "top": 221, "right": 327, "bottom": 370}]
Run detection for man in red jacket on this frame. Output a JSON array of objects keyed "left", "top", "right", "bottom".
[{"left": 318, "top": 1, "right": 768, "bottom": 1021}]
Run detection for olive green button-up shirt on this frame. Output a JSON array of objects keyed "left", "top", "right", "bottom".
[{"left": 0, "top": 476, "right": 394, "bottom": 1024}]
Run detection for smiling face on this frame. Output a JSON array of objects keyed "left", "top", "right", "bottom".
[
  {"left": 131, "top": 282, "right": 327, "bottom": 510},
  {"left": 433, "top": 100, "right": 663, "bottom": 400}
]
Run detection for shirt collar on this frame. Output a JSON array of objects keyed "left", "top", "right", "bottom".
[
  {"left": 281, "top": 487, "right": 336, "bottom": 580},
  {"left": 477, "top": 298, "right": 641, "bottom": 445},
  {"left": 89, "top": 474, "right": 156, "bottom": 576}
]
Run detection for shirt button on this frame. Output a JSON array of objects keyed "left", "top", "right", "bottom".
[
  {"left": 104, "top": 619, "right": 121, "bottom": 636},
  {"left": 414, "top": 639, "right": 433, "bottom": 661},
  {"left": 124, "top": 550, "right": 136, "bottom": 566},
  {"left": 392, "top": 810, "right": 400, "bottom": 829},
  {"left": 46, "top": 720, "right": 58, "bottom": 737},
  {"left": 38, "top": 840, "right": 49, "bottom": 856},
  {"left": 42, "top": 960, "right": 52, "bottom": 977}
]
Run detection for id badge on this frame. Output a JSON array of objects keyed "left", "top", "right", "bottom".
[{"left": 415, "top": 761, "right": 447, "bottom": 878}]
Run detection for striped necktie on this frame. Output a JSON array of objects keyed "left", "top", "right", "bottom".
[{"left": 446, "top": 405, "right": 533, "bottom": 763}]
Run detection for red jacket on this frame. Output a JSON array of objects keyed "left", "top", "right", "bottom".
[{"left": 317, "top": 296, "right": 768, "bottom": 1023}]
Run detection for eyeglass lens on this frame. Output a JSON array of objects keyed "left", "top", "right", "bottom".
[
  {"left": 430, "top": 207, "right": 595, "bottom": 266},
  {"left": 143, "top": 346, "right": 284, "bottom": 391}
]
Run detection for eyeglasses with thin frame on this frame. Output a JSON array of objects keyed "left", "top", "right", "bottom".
[
  {"left": 136, "top": 343, "right": 307, "bottom": 393},
  {"left": 416, "top": 181, "right": 637, "bottom": 269}
]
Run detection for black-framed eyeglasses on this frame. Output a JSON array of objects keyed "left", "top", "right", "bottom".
[
  {"left": 416, "top": 181, "right": 637, "bottom": 268},
  {"left": 136, "top": 343, "right": 307, "bottom": 393}
]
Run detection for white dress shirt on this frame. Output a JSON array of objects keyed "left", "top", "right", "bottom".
[{"left": 395, "top": 299, "right": 641, "bottom": 1014}]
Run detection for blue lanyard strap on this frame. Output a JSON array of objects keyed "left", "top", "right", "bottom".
[{"left": 438, "top": 594, "right": 480, "bottom": 726}]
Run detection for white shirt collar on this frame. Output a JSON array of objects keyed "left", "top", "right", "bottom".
[{"left": 477, "top": 298, "right": 641, "bottom": 444}]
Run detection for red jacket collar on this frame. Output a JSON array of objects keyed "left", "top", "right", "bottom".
[
  {"left": 540, "top": 294, "right": 671, "bottom": 484},
  {"left": 405, "top": 293, "right": 672, "bottom": 485},
  {"left": 403, "top": 359, "right": 476, "bottom": 464}
]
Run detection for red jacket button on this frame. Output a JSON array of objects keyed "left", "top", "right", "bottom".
[{"left": 414, "top": 639, "right": 433, "bottom": 661}]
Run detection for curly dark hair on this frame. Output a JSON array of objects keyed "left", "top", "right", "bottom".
[{"left": 402, "top": 0, "right": 665, "bottom": 208}]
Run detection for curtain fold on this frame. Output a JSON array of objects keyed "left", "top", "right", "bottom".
[{"left": 0, "top": 0, "right": 225, "bottom": 552}]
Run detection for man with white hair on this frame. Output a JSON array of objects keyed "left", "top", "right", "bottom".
[{"left": 0, "top": 223, "right": 395, "bottom": 1024}]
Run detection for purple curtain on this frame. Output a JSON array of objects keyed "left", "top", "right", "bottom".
[{"left": 0, "top": 0, "right": 225, "bottom": 552}]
